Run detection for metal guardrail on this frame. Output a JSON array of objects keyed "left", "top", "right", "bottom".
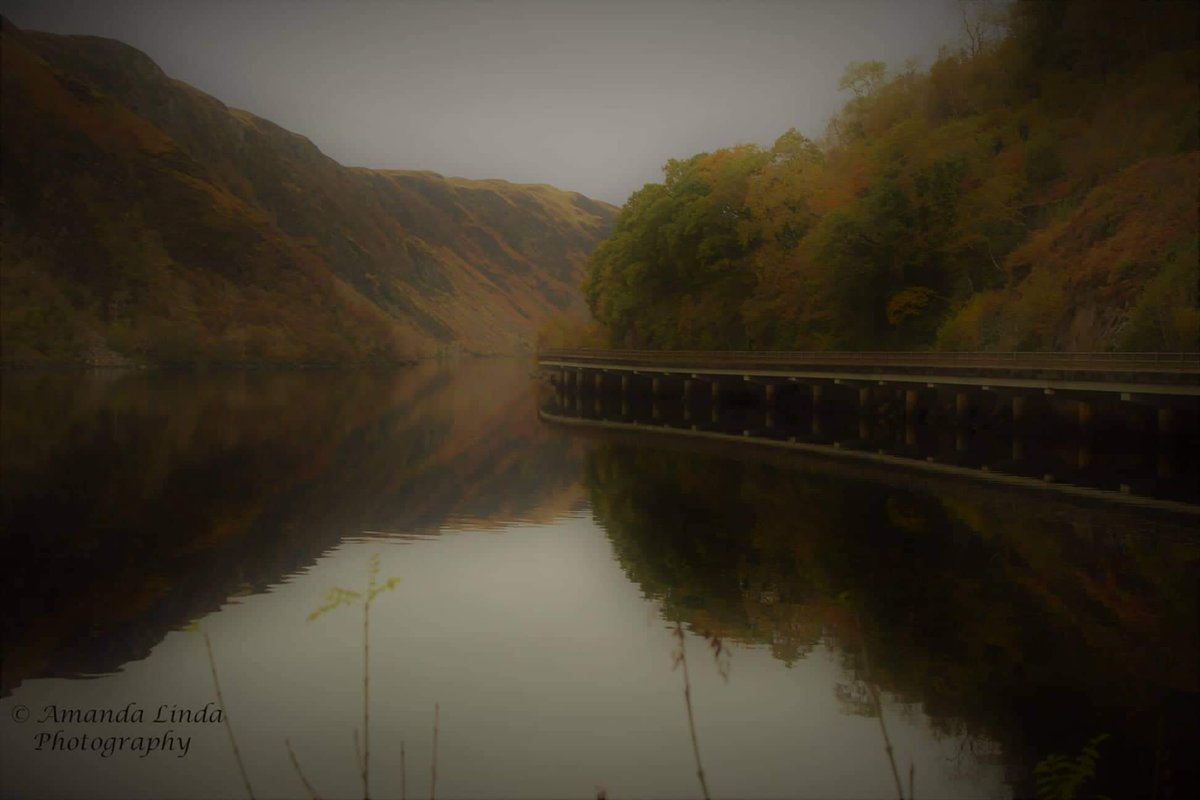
[{"left": 538, "top": 349, "right": 1200, "bottom": 374}]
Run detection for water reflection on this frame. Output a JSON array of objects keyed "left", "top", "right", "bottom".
[
  {"left": 1, "top": 362, "right": 582, "bottom": 696},
  {"left": 0, "top": 363, "right": 1195, "bottom": 798},
  {"left": 582, "top": 436, "right": 1199, "bottom": 799}
]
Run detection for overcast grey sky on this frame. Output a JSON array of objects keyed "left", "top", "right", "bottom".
[{"left": 2, "top": 1, "right": 968, "bottom": 204}]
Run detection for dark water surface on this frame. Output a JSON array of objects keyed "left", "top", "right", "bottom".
[{"left": 1, "top": 361, "right": 1196, "bottom": 799}]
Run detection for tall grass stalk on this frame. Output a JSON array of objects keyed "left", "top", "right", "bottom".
[
  {"left": 308, "top": 553, "right": 399, "bottom": 800},
  {"left": 363, "top": 574, "right": 371, "bottom": 800},
  {"left": 431, "top": 703, "right": 440, "bottom": 800},
  {"left": 285, "top": 737, "right": 322, "bottom": 800},
  {"left": 854, "top": 612, "right": 906, "bottom": 800},
  {"left": 354, "top": 729, "right": 365, "bottom": 795},
  {"left": 672, "top": 621, "right": 712, "bottom": 800},
  {"left": 203, "top": 631, "right": 256, "bottom": 800}
]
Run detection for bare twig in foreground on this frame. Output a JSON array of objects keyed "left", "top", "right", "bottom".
[
  {"left": 673, "top": 621, "right": 712, "bottom": 800},
  {"left": 285, "top": 738, "right": 322, "bottom": 800},
  {"left": 431, "top": 703, "right": 440, "bottom": 800},
  {"left": 203, "top": 631, "right": 256, "bottom": 800},
  {"left": 854, "top": 611, "right": 906, "bottom": 800}
]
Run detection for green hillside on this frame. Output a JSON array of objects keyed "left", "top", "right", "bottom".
[{"left": 0, "top": 17, "right": 616, "bottom": 365}]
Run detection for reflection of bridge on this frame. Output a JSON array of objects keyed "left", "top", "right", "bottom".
[{"left": 537, "top": 348, "right": 1200, "bottom": 511}]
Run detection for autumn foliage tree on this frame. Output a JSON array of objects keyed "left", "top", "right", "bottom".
[{"left": 583, "top": 0, "right": 1199, "bottom": 352}]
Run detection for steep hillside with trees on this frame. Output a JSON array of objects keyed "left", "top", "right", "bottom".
[
  {"left": 0, "top": 18, "right": 616, "bottom": 365},
  {"left": 582, "top": 0, "right": 1198, "bottom": 352}
]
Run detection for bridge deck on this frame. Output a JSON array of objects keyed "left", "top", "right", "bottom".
[{"left": 538, "top": 349, "right": 1200, "bottom": 396}]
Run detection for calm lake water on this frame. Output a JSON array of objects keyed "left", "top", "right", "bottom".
[{"left": 1, "top": 360, "right": 1196, "bottom": 799}]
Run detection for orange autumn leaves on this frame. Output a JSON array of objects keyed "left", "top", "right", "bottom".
[{"left": 583, "top": 0, "right": 1198, "bottom": 352}]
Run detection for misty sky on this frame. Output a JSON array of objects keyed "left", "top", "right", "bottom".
[{"left": 2, "top": 0, "right": 968, "bottom": 204}]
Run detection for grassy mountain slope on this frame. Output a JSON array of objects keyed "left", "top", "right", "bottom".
[{"left": 0, "top": 18, "right": 616, "bottom": 365}]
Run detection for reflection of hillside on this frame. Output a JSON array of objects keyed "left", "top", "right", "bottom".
[
  {"left": 1, "top": 361, "right": 581, "bottom": 695},
  {"left": 329, "top": 360, "right": 587, "bottom": 533},
  {"left": 583, "top": 440, "right": 1199, "bottom": 798}
]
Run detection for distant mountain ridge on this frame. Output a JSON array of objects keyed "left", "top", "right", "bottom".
[{"left": 0, "top": 17, "right": 617, "bottom": 365}]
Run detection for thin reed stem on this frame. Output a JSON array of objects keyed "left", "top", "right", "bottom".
[
  {"left": 854, "top": 611, "right": 905, "bottom": 800},
  {"left": 285, "top": 738, "right": 322, "bottom": 800},
  {"left": 431, "top": 703, "right": 440, "bottom": 800},
  {"left": 203, "top": 632, "right": 256, "bottom": 800},
  {"left": 354, "top": 728, "right": 365, "bottom": 792},
  {"left": 401, "top": 739, "right": 407, "bottom": 800},
  {"left": 363, "top": 588, "right": 371, "bottom": 800},
  {"left": 674, "top": 622, "right": 712, "bottom": 800}
]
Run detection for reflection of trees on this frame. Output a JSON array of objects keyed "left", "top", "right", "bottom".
[
  {"left": 833, "top": 680, "right": 877, "bottom": 717},
  {"left": 583, "top": 441, "right": 1199, "bottom": 797},
  {"left": 1, "top": 362, "right": 580, "bottom": 695}
]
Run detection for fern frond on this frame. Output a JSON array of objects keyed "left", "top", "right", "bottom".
[
  {"left": 307, "top": 586, "right": 363, "bottom": 621},
  {"left": 368, "top": 576, "right": 401, "bottom": 602}
]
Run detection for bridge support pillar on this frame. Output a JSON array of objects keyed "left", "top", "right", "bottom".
[
  {"left": 621, "top": 374, "right": 630, "bottom": 395},
  {"left": 956, "top": 391, "right": 970, "bottom": 422},
  {"left": 1075, "top": 400, "right": 1094, "bottom": 470},
  {"left": 905, "top": 389, "right": 920, "bottom": 419},
  {"left": 810, "top": 384, "right": 826, "bottom": 436},
  {"left": 1078, "top": 400, "right": 1094, "bottom": 429},
  {"left": 594, "top": 372, "right": 603, "bottom": 391},
  {"left": 1012, "top": 436, "right": 1024, "bottom": 462},
  {"left": 859, "top": 387, "right": 872, "bottom": 413},
  {"left": 1012, "top": 395, "right": 1027, "bottom": 423},
  {"left": 957, "top": 429, "right": 967, "bottom": 454},
  {"left": 905, "top": 422, "right": 917, "bottom": 446},
  {"left": 1157, "top": 406, "right": 1176, "bottom": 479}
]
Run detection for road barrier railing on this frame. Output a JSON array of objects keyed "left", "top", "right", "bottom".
[{"left": 537, "top": 349, "right": 1200, "bottom": 386}]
